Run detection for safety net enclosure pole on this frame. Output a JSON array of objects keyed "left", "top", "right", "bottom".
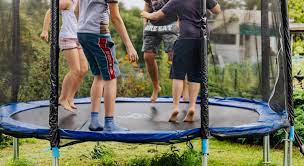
[
  {"left": 261, "top": 0, "right": 270, "bottom": 101},
  {"left": 200, "top": 0, "right": 209, "bottom": 166},
  {"left": 49, "top": 0, "right": 60, "bottom": 165},
  {"left": 280, "top": 0, "right": 294, "bottom": 165}
]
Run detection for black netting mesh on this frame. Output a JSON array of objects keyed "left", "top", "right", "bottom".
[
  {"left": 0, "top": 0, "right": 289, "bottom": 109},
  {"left": 208, "top": 0, "right": 287, "bottom": 113}
]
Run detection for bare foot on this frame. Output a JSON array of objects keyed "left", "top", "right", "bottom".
[
  {"left": 69, "top": 100, "right": 77, "bottom": 109},
  {"left": 151, "top": 86, "right": 161, "bottom": 103},
  {"left": 184, "top": 109, "right": 195, "bottom": 122},
  {"left": 59, "top": 99, "right": 74, "bottom": 113},
  {"left": 169, "top": 110, "right": 179, "bottom": 122}
]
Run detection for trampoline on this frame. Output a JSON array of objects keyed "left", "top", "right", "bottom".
[
  {"left": 0, "top": 97, "right": 288, "bottom": 143},
  {"left": 0, "top": 0, "right": 302, "bottom": 165}
]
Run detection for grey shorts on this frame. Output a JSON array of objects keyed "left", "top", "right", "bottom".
[{"left": 142, "top": 22, "right": 178, "bottom": 54}]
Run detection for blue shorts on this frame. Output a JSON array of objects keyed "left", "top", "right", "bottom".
[
  {"left": 78, "top": 33, "right": 120, "bottom": 80},
  {"left": 170, "top": 39, "right": 202, "bottom": 83}
]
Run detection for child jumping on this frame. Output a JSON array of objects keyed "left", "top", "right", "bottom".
[
  {"left": 142, "top": 0, "right": 178, "bottom": 102},
  {"left": 76, "top": 0, "right": 138, "bottom": 131},
  {"left": 41, "top": 0, "right": 88, "bottom": 113},
  {"left": 141, "top": 0, "right": 220, "bottom": 122}
]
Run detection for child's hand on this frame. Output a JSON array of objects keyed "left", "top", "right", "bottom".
[
  {"left": 141, "top": 11, "right": 150, "bottom": 19},
  {"left": 126, "top": 47, "right": 139, "bottom": 63},
  {"left": 40, "top": 31, "right": 49, "bottom": 42}
]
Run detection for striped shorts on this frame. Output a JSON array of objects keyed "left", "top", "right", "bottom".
[{"left": 77, "top": 33, "right": 120, "bottom": 80}]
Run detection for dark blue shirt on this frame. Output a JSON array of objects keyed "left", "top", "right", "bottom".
[
  {"left": 162, "top": 0, "right": 218, "bottom": 39},
  {"left": 144, "top": 0, "right": 178, "bottom": 26}
]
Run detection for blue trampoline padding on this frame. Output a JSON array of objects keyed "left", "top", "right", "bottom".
[{"left": 0, "top": 97, "right": 289, "bottom": 143}]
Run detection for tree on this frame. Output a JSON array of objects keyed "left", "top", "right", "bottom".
[
  {"left": 289, "top": 0, "right": 304, "bottom": 23},
  {"left": 0, "top": 0, "right": 11, "bottom": 104}
]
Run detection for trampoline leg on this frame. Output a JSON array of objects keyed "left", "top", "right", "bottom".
[
  {"left": 288, "top": 126, "right": 294, "bottom": 166},
  {"left": 52, "top": 157, "right": 59, "bottom": 166},
  {"left": 283, "top": 131, "right": 289, "bottom": 166},
  {"left": 263, "top": 135, "right": 270, "bottom": 165},
  {"left": 202, "top": 154, "right": 208, "bottom": 166},
  {"left": 13, "top": 138, "right": 19, "bottom": 160},
  {"left": 97, "top": 142, "right": 100, "bottom": 146},
  {"left": 288, "top": 140, "right": 293, "bottom": 166},
  {"left": 202, "top": 139, "right": 208, "bottom": 166},
  {"left": 52, "top": 147, "right": 60, "bottom": 166}
]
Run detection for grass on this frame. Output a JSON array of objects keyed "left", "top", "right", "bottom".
[{"left": 0, "top": 138, "right": 303, "bottom": 166}]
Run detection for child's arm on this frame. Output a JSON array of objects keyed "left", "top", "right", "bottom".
[
  {"left": 141, "top": 10, "right": 165, "bottom": 21},
  {"left": 40, "top": 9, "right": 51, "bottom": 41},
  {"left": 143, "top": 2, "right": 152, "bottom": 26},
  {"left": 40, "top": 0, "right": 70, "bottom": 42},
  {"left": 210, "top": 3, "right": 221, "bottom": 14},
  {"left": 59, "top": 0, "right": 70, "bottom": 10},
  {"left": 109, "top": 3, "right": 138, "bottom": 62},
  {"left": 75, "top": 0, "right": 79, "bottom": 19}
]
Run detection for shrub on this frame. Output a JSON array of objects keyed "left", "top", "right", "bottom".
[
  {"left": 0, "top": 134, "right": 12, "bottom": 149},
  {"left": 127, "top": 146, "right": 201, "bottom": 166},
  {"left": 90, "top": 145, "right": 114, "bottom": 160}
]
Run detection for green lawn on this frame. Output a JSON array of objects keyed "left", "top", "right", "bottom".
[{"left": 0, "top": 138, "right": 303, "bottom": 166}]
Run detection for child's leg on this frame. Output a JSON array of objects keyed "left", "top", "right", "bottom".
[
  {"left": 103, "top": 79, "right": 116, "bottom": 117},
  {"left": 184, "top": 82, "right": 200, "bottom": 122},
  {"left": 143, "top": 31, "right": 163, "bottom": 103},
  {"left": 144, "top": 51, "right": 161, "bottom": 102},
  {"left": 169, "top": 79, "right": 184, "bottom": 122},
  {"left": 182, "top": 78, "right": 189, "bottom": 101},
  {"left": 103, "top": 78, "right": 128, "bottom": 131},
  {"left": 91, "top": 76, "right": 104, "bottom": 113},
  {"left": 67, "top": 48, "right": 88, "bottom": 109},
  {"left": 59, "top": 48, "right": 82, "bottom": 112},
  {"left": 89, "top": 75, "right": 104, "bottom": 131}
]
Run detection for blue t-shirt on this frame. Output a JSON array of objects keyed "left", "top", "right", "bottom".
[{"left": 162, "top": 0, "right": 218, "bottom": 39}]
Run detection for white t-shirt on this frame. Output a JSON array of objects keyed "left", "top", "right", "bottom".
[
  {"left": 78, "top": 0, "right": 118, "bottom": 34},
  {"left": 60, "top": 0, "right": 78, "bottom": 39}
]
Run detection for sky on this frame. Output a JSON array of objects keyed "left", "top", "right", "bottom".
[{"left": 120, "top": 0, "right": 145, "bottom": 10}]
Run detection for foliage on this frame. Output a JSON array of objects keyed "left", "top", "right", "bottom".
[
  {"left": 127, "top": 146, "right": 201, "bottom": 166},
  {"left": 0, "top": 134, "right": 12, "bottom": 149},
  {"left": 90, "top": 144, "right": 114, "bottom": 160},
  {"left": 89, "top": 144, "right": 202, "bottom": 166},
  {"left": 289, "top": 0, "right": 304, "bottom": 55},
  {"left": 208, "top": 62, "right": 263, "bottom": 99},
  {"left": 288, "top": 0, "right": 304, "bottom": 23},
  {"left": 89, "top": 145, "right": 119, "bottom": 166},
  {"left": 289, "top": 90, "right": 304, "bottom": 140},
  {"left": 292, "top": 35, "right": 304, "bottom": 56}
]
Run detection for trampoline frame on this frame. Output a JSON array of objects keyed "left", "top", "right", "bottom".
[{"left": 0, "top": 97, "right": 289, "bottom": 142}]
